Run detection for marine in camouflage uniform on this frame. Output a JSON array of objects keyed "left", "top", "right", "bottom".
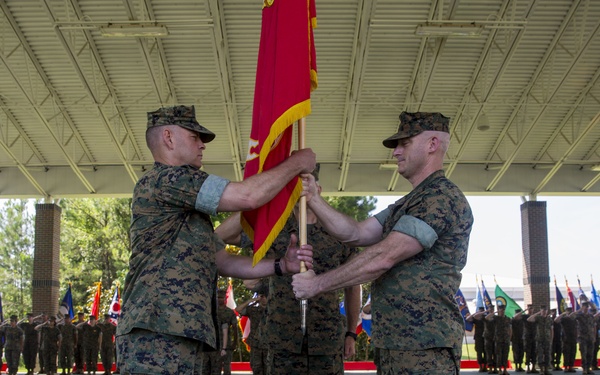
[
  {"left": 115, "top": 105, "right": 315, "bottom": 374},
  {"left": 489, "top": 305, "right": 511, "bottom": 375},
  {"left": 483, "top": 305, "right": 497, "bottom": 373},
  {"left": 236, "top": 285, "right": 268, "bottom": 375},
  {"left": 19, "top": 313, "right": 39, "bottom": 375},
  {"left": 74, "top": 312, "right": 86, "bottom": 374},
  {"left": 59, "top": 315, "right": 78, "bottom": 375},
  {"left": 575, "top": 302, "right": 597, "bottom": 375},
  {"left": 528, "top": 306, "right": 553, "bottom": 375},
  {"left": 522, "top": 305, "right": 538, "bottom": 373},
  {"left": 78, "top": 316, "right": 102, "bottom": 375},
  {"left": 2, "top": 316, "right": 24, "bottom": 375},
  {"left": 218, "top": 293, "right": 238, "bottom": 375},
  {"left": 37, "top": 316, "right": 62, "bottom": 375},
  {"left": 292, "top": 111, "right": 474, "bottom": 375},
  {"left": 218, "top": 214, "right": 361, "bottom": 375},
  {"left": 511, "top": 309, "right": 525, "bottom": 372},
  {"left": 201, "top": 290, "right": 238, "bottom": 375},
  {"left": 550, "top": 308, "right": 562, "bottom": 371},
  {"left": 98, "top": 315, "right": 117, "bottom": 375},
  {"left": 466, "top": 307, "right": 487, "bottom": 372},
  {"left": 265, "top": 217, "right": 359, "bottom": 375},
  {"left": 591, "top": 307, "right": 600, "bottom": 371},
  {"left": 556, "top": 307, "right": 577, "bottom": 373}
]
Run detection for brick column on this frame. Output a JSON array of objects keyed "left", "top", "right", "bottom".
[
  {"left": 33, "top": 203, "right": 62, "bottom": 316},
  {"left": 521, "top": 200, "right": 550, "bottom": 308}
]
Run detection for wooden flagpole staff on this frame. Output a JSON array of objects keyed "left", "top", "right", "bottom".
[{"left": 298, "top": 117, "right": 308, "bottom": 335}]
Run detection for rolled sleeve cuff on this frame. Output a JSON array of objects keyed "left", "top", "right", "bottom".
[
  {"left": 195, "top": 174, "right": 230, "bottom": 215},
  {"left": 374, "top": 208, "right": 390, "bottom": 226},
  {"left": 393, "top": 215, "right": 438, "bottom": 249}
]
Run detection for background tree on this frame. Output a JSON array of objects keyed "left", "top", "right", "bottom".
[
  {"left": 0, "top": 199, "right": 35, "bottom": 318},
  {"left": 59, "top": 198, "right": 131, "bottom": 312}
]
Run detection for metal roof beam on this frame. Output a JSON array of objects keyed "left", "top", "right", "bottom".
[
  {"left": 337, "top": 0, "right": 376, "bottom": 192},
  {"left": 486, "top": 15, "right": 600, "bottom": 192},
  {"left": 42, "top": 0, "right": 144, "bottom": 184},
  {"left": 205, "top": 0, "right": 244, "bottom": 181}
]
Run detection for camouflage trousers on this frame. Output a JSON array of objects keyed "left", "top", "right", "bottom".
[
  {"left": 495, "top": 341, "right": 510, "bottom": 369},
  {"left": 101, "top": 345, "right": 115, "bottom": 374},
  {"left": 377, "top": 347, "right": 459, "bottom": 375},
  {"left": 59, "top": 344, "right": 74, "bottom": 370},
  {"left": 267, "top": 349, "right": 344, "bottom": 375},
  {"left": 562, "top": 340, "right": 577, "bottom": 367},
  {"left": 201, "top": 351, "right": 220, "bottom": 375},
  {"left": 249, "top": 347, "right": 267, "bottom": 375},
  {"left": 116, "top": 329, "right": 203, "bottom": 374},
  {"left": 536, "top": 339, "right": 551, "bottom": 368},
  {"left": 580, "top": 339, "right": 595, "bottom": 371}
]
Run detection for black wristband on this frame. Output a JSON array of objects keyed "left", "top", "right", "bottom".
[
  {"left": 345, "top": 331, "right": 357, "bottom": 340},
  {"left": 274, "top": 258, "right": 283, "bottom": 276}
]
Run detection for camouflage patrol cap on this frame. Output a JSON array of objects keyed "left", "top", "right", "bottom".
[
  {"left": 382, "top": 111, "right": 450, "bottom": 149},
  {"left": 147, "top": 105, "right": 216, "bottom": 143}
]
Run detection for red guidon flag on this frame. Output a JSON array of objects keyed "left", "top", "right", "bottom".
[{"left": 242, "top": 0, "right": 318, "bottom": 265}]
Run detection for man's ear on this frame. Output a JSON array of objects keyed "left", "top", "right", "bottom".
[{"left": 162, "top": 127, "right": 175, "bottom": 149}]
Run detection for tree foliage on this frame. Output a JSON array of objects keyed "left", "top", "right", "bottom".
[
  {"left": 59, "top": 198, "right": 131, "bottom": 313},
  {"left": 0, "top": 199, "right": 35, "bottom": 318}
]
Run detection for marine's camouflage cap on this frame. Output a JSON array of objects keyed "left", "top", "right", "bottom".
[
  {"left": 382, "top": 111, "right": 450, "bottom": 149},
  {"left": 147, "top": 105, "right": 216, "bottom": 143}
]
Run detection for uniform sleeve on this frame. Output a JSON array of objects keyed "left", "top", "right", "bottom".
[{"left": 195, "top": 174, "right": 230, "bottom": 215}]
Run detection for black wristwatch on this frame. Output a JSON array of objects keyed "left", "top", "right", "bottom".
[
  {"left": 345, "top": 331, "right": 357, "bottom": 340},
  {"left": 274, "top": 258, "right": 283, "bottom": 276}
]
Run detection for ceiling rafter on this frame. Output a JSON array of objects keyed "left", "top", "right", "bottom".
[
  {"left": 387, "top": 0, "right": 460, "bottom": 191},
  {"left": 0, "top": 0, "right": 99, "bottom": 194},
  {"left": 0, "top": 98, "right": 47, "bottom": 196},
  {"left": 205, "top": 0, "right": 244, "bottom": 181},
  {"left": 42, "top": 0, "right": 143, "bottom": 184},
  {"left": 533, "top": 109, "right": 600, "bottom": 195},
  {"left": 443, "top": 0, "right": 535, "bottom": 178},
  {"left": 485, "top": 15, "right": 600, "bottom": 192},
  {"left": 337, "top": 0, "right": 376, "bottom": 192},
  {"left": 121, "top": 0, "right": 177, "bottom": 106}
]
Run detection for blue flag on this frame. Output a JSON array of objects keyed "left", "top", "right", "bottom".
[
  {"left": 476, "top": 284, "right": 484, "bottom": 310},
  {"left": 59, "top": 284, "right": 75, "bottom": 319},
  {"left": 481, "top": 280, "right": 493, "bottom": 310},
  {"left": 555, "top": 282, "right": 566, "bottom": 313},
  {"left": 455, "top": 289, "right": 473, "bottom": 331},
  {"left": 591, "top": 281, "right": 600, "bottom": 309}
]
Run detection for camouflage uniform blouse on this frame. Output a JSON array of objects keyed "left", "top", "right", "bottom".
[
  {"left": 2, "top": 326, "right": 24, "bottom": 351},
  {"left": 493, "top": 315, "right": 512, "bottom": 344},
  {"left": 262, "top": 217, "right": 359, "bottom": 354},
  {"left": 575, "top": 312, "right": 596, "bottom": 342},
  {"left": 239, "top": 304, "right": 267, "bottom": 350},
  {"left": 59, "top": 323, "right": 77, "bottom": 348},
  {"left": 117, "top": 162, "right": 229, "bottom": 349},
  {"left": 372, "top": 170, "right": 473, "bottom": 353},
  {"left": 40, "top": 326, "right": 61, "bottom": 351},
  {"left": 217, "top": 305, "right": 238, "bottom": 350},
  {"left": 534, "top": 315, "right": 553, "bottom": 343},
  {"left": 98, "top": 322, "right": 116, "bottom": 349}
]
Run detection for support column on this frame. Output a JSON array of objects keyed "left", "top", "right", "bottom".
[
  {"left": 521, "top": 200, "right": 550, "bottom": 308},
  {"left": 32, "top": 203, "right": 62, "bottom": 316}
]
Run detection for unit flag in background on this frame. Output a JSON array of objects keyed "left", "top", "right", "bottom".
[
  {"left": 108, "top": 285, "right": 121, "bottom": 325},
  {"left": 241, "top": 0, "right": 318, "bottom": 265}
]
